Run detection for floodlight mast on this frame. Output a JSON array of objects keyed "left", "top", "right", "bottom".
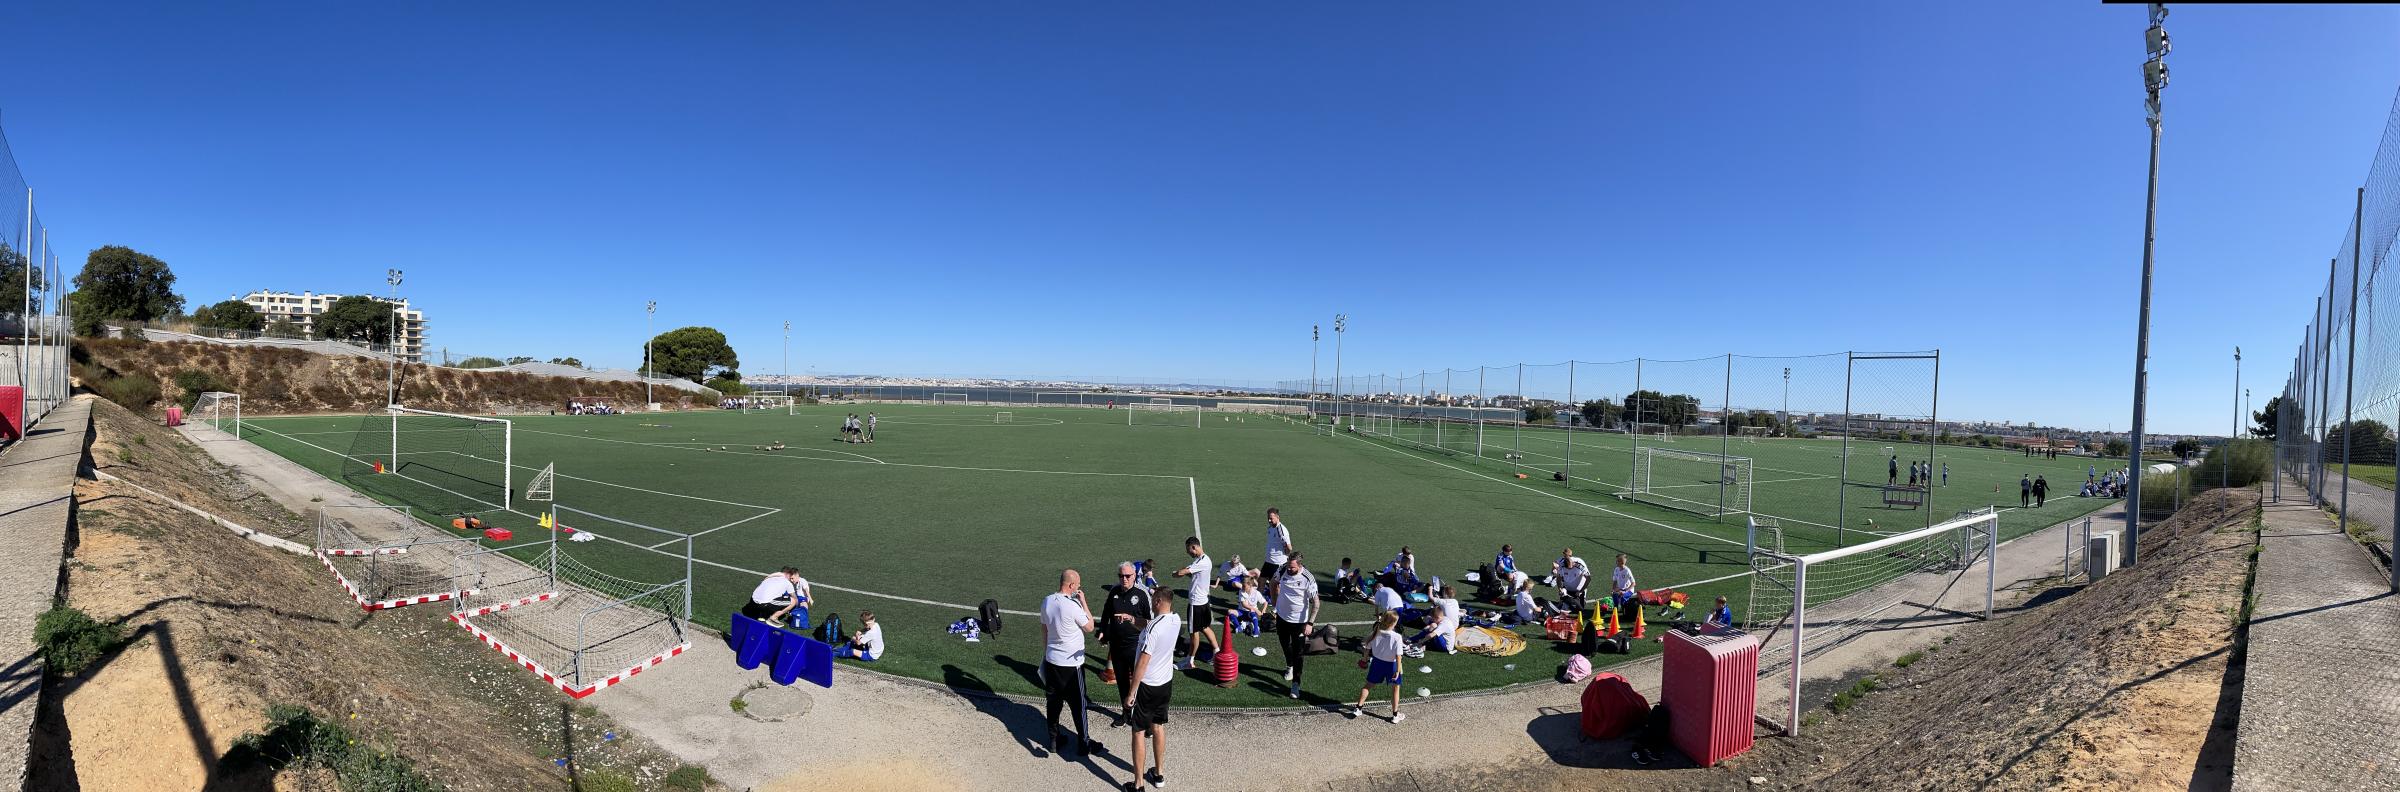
[
  {"left": 2126, "top": 2, "right": 2168, "bottom": 567},
  {"left": 645, "top": 300, "right": 657, "bottom": 408},
  {"left": 387, "top": 269, "right": 403, "bottom": 407}
]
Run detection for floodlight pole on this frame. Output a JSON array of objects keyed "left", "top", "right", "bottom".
[
  {"left": 1333, "top": 314, "right": 1347, "bottom": 422},
  {"left": 2126, "top": 3, "right": 2168, "bottom": 567},
  {"left": 2229, "top": 346, "right": 2239, "bottom": 488},
  {"left": 645, "top": 301, "right": 657, "bottom": 407},
  {"left": 386, "top": 269, "right": 403, "bottom": 407},
  {"left": 783, "top": 320, "right": 792, "bottom": 398},
  {"left": 1311, "top": 325, "right": 1320, "bottom": 416},
  {"left": 1781, "top": 367, "right": 1790, "bottom": 435}
]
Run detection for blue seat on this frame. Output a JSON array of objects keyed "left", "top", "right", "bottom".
[
  {"left": 768, "top": 627, "right": 836, "bottom": 689},
  {"left": 730, "top": 613, "right": 779, "bottom": 670}
]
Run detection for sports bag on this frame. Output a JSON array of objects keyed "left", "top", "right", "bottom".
[{"left": 977, "top": 599, "right": 1002, "bottom": 635}]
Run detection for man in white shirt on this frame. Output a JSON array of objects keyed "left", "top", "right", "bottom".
[
  {"left": 866, "top": 412, "right": 878, "bottom": 442},
  {"left": 1263, "top": 507, "right": 1295, "bottom": 596},
  {"left": 1170, "top": 537, "right": 1213, "bottom": 668},
  {"left": 1040, "top": 569, "right": 1101, "bottom": 758},
  {"left": 1122, "top": 593, "right": 1181, "bottom": 791},
  {"left": 1271, "top": 555, "right": 1321, "bottom": 699},
  {"left": 742, "top": 567, "right": 810, "bottom": 626},
  {"left": 1554, "top": 549, "right": 1591, "bottom": 613}
]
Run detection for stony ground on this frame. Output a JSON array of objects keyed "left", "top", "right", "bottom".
[{"left": 30, "top": 397, "right": 715, "bottom": 791}]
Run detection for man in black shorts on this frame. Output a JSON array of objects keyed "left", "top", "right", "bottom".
[
  {"left": 1122, "top": 590, "right": 1180, "bottom": 791},
  {"left": 1099, "top": 561, "right": 1153, "bottom": 714}
]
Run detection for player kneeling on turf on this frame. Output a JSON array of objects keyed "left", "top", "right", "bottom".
[{"left": 837, "top": 611, "right": 883, "bottom": 661}]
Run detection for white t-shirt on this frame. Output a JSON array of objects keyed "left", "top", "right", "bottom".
[
  {"left": 1557, "top": 558, "right": 1590, "bottom": 591},
  {"left": 1372, "top": 585, "right": 1404, "bottom": 613},
  {"left": 1183, "top": 554, "right": 1212, "bottom": 602},
  {"left": 1430, "top": 596, "right": 1461, "bottom": 638},
  {"left": 1265, "top": 521, "right": 1293, "bottom": 565},
  {"left": 853, "top": 623, "right": 884, "bottom": 657},
  {"left": 1611, "top": 565, "right": 1636, "bottom": 596},
  {"left": 1222, "top": 559, "right": 1247, "bottom": 580},
  {"left": 1273, "top": 569, "right": 1319, "bottom": 623},
  {"left": 1367, "top": 629, "right": 1404, "bottom": 662},
  {"left": 1514, "top": 588, "right": 1539, "bottom": 622},
  {"left": 1238, "top": 589, "right": 1267, "bottom": 613},
  {"left": 1040, "top": 592, "right": 1090, "bottom": 666},
  {"left": 750, "top": 574, "right": 799, "bottom": 605},
  {"left": 1138, "top": 613, "right": 1182, "bottom": 687}
]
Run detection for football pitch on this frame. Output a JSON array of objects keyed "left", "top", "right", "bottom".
[{"left": 231, "top": 403, "right": 2114, "bottom": 707}]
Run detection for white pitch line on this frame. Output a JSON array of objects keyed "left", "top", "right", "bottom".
[
  {"left": 522, "top": 425, "right": 1198, "bottom": 480},
  {"left": 1339, "top": 431, "right": 1745, "bottom": 548},
  {"left": 1188, "top": 477, "right": 1203, "bottom": 546}
]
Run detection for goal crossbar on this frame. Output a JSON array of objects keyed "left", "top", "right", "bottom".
[
  {"left": 1623, "top": 446, "right": 1752, "bottom": 520},
  {"left": 1126, "top": 402, "right": 1201, "bottom": 428},
  {"left": 388, "top": 406, "right": 514, "bottom": 513}
]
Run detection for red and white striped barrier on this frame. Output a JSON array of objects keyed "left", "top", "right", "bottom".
[
  {"left": 315, "top": 550, "right": 472, "bottom": 612},
  {"left": 457, "top": 591, "right": 557, "bottom": 618},
  {"left": 448, "top": 611, "right": 688, "bottom": 699},
  {"left": 320, "top": 546, "right": 407, "bottom": 557}
]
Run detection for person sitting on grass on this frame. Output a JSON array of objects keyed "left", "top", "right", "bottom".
[
  {"left": 837, "top": 611, "right": 883, "bottom": 661},
  {"left": 1703, "top": 596, "right": 1735, "bottom": 633},
  {"left": 1331, "top": 558, "right": 1367, "bottom": 603},
  {"left": 1347, "top": 610, "right": 1407, "bottom": 723},
  {"left": 1494, "top": 544, "right": 1518, "bottom": 578},
  {"left": 1381, "top": 546, "right": 1420, "bottom": 594},
  {"left": 1407, "top": 585, "right": 1462, "bottom": 655},
  {"left": 1233, "top": 577, "right": 1267, "bottom": 636},
  {"left": 1506, "top": 578, "right": 1547, "bottom": 626},
  {"left": 1371, "top": 571, "right": 1406, "bottom": 616},
  {"left": 1220, "top": 555, "right": 1250, "bottom": 592}
]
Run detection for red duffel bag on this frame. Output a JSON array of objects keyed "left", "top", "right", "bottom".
[{"left": 1579, "top": 672, "right": 1650, "bottom": 740}]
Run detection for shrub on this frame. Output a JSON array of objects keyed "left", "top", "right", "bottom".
[
  {"left": 94, "top": 374, "right": 161, "bottom": 410},
  {"left": 665, "top": 765, "right": 711, "bottom": 791},
  {"left": 173, "top": 369, "right": 229, "bottom": 408},
  {"left": 578, "top": 770, "right": 638, "bottom": 792},
  {"left": 34, "top": 606, "right": 125, "bottom": 675},
  {"left": 225, "top": 704, "right": 443, "bottom": 792},
  {"left": 2191, "top": 439, "right": 2273, "bottom": 490}
]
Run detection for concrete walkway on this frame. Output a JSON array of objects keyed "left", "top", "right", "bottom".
[
  {"left": 0, "top": 397, "right": 93, "bottom": 791},
  {"left": 2294, "top": 467, "right": 2395, "bottom": 548},
  {"left": 2231, "top": 478, "right": 2400, "bottom": 792}
]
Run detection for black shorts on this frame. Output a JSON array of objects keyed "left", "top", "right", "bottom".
[
  {"left": 1129, "top": 682, "right": 1172, "bottom": 730},
  {"left": 1188, "top": 602, "right": 1212, "bottom": 635}
]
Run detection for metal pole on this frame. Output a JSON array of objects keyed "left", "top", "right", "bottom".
[
  {"left": 2229, "top": 347, "right": 2238, "bottom": 489},
  {"left": 645, "top": 301, "right": 657, "bottom": 408},
  {"left": 1787, "top": 559, "right": 1807, "bottom": 736},
  {"left": 1632, "top": 359, "right": 1644, "bottom": 490},
  {"left": 1310, "top": 325, "right": 1319, "bottom": 417},
  {"left": 1928, "top": 351, "right": 1941, "bottom": 530},
  {"left": 1476, "top": 366, "right": 1486, "bottom": 458},
  {"left": 1334, "top": 314, "right": 1346, "bottom": 425},
  {"left": 1838, "top": 353, "right": 1853, "bottom": 545},
  {"left": 1515, "top": 363, "right": 1524, "bottom": 467},
  {"left": 1719, "top": 353, "right": 1732, "bottom": 520},
  {"left": 2127, "top": 2, "right": 2168, "bottom": 567},
  {"left": 2341, "top": 188, "right": 2361, "bottom": 536},
  {"left": 19, "top": 189, "right": 29, "bottom": 396},
  {"left": 783, "top": 321, "right": 791, "bottom": 399},
  {"left": 1565, "top": 361, "right": 1577, "bottom": 487}
]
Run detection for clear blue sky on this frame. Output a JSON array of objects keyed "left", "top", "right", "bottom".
[{"left": 6, "top": 2, "right": 2396, "bottom": 435}]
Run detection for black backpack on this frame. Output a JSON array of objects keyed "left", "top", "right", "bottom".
[
  {"left": 814, "top": 613, "right": 843, "bottom": 645},
  {"left": 977, "top": 599, "right": 1002, "bottom": 635}
]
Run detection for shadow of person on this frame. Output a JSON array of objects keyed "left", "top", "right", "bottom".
[{"left": 941, "top": 664, "right": 1135, "bottom": 778}]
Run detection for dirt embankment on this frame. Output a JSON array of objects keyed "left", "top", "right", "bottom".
[
  {"left": 1739, "top": 487, "right": 2258, "bottom": 790},
  {"left": 75, "top": 338, "right": 696, "bottom": 415},
  {"left": 31, "top": 396, "right": 714, "bottom": 790}
]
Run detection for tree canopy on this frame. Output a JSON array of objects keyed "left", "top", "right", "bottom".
[
  {"left": 70, "top": 245, "right": 183, "bottom": 334},
  {"left": 456, "top": 356, "right": 505, "bottom": 369},
  {"left": 190, "top": 299, "right": 264, "bottom": 332},
  {"left": 645, "top": 326, "right": 739, "bottom": 384},
  {"left": 2322, "top": 419, "right": 2396, "bottom": 464},
  {"left": 1523, "top": 403, "right": 1555, "bottom": 424},
  {"left": 315, "top": 295, "right": 400, "bottom": 344},
  {"left": 2170, "top": 438, "right": 2202, "bottom": 459},
  {"left": 2103, "top": 438, "right": 2130, "bottom": 457},
  {"left": 1578, "top": 399, "right": 1621, "bottom": 428},
  {"left": 1622, "top": 389, "right": 1700, "bottom": 427},
  {"left": 2251, "top": 395, "right": 2283, "bottom": 441},
  {"left": 549, "top": 357, "right": 584, "bottom": 368},
  {"left": 0, "top": 243, "right": 42, "bottom": 318}
]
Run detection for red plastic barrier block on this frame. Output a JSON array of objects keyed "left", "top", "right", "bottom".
[
  {"left": 0, "top": 385, "right": 23, "bottom": 439},
  {"left": 1662, "top": 628, "right": 1759, "bottom": 766}
]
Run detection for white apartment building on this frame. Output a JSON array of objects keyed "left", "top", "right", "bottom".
[{"left": 239, "top": 289, "right": 427, "bottom": 363}]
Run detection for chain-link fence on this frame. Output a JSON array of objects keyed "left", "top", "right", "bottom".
[
  {"left": 0, "top": 125, "right": 72, "bottom": 427},
  {"left": 2272, "top": 89, "right": 2400, "bottom": 591}
]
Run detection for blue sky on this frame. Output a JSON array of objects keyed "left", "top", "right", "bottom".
[{"left": 5, "top": 2, "right": 2396, "bottom": 434}]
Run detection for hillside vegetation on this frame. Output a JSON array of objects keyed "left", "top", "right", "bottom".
[{"left": 75, "top": 338, "right": 705, "bottom": 415}]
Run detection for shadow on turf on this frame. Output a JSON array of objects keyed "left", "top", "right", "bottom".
[
  {"left": 940, "top": 663, "right": 1135, "bottom": 780},
  {"left": 1525, "top": 708, "right": 1686, "bottom": 770}
]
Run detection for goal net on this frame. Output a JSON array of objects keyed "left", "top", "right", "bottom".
[
  {"left": 1127, "top": 403, "right": 1201, "bottom": 428},
  {"left": 450, "top": 506, "right": 693, "bottom": 698},
  {"left": 1745, "top": 507, "right": 1997, "bottom": 736},
  {"left": 342, "top": 406, "right": 514, "bottom": 516},
  {"left": 932, "top": 392, "right": 971, "bottom": 406},
  {"left": 1622, "top": 447, "right": 1751, "bottom": 519},
  {"left": 745, "top": 395, "right": 794, "bottom": 413},
  {"left": 994, "top": 411, "right": 1013, "bottom": 424},
  {"left": 312, "top": 504, "right": 485, "bottom": 611},
  {"left": 526, "top": 463, "right": 556, "bottom": 502},
  {"left": 192, "top": 391, "right": 241, "bottom": 437}
]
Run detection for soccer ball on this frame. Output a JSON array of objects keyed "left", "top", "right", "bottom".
[{"left": 1251, "top": 646, "right": 1267, "bottom": 657}]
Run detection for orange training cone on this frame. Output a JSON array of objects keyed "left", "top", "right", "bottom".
[
  {"left": 1631, "top": 604, "right": 1646, "bottom": 639},
  {"left": 1606, "top": 605, "right": 1621, "bottom": 637},
  {"left": 373, "top": 461, "right": 385, "bottom": 474}
]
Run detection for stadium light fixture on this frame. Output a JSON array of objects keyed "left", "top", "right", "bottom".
[
  {"left": 386, "top": 269, "right": 403, "bottom": 407},
  {"left": 2125, "top": 2, "right": 2167, "bottom": 566},
  {"left": 1333, "top": 314, "right": 1348, "bottom": 421},
  {"left": 646, "top": 300, "right": 658, "bottom": 408}
]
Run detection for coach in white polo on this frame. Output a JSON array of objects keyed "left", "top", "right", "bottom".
[
  {"left": 743, "top": 567, "right": 809, "bottom": 625},
  {"left": 1270, "top": 555, "right": 1320, "bottom": 699},
  {"left": 1553, "top": 549, "right": 1590, "bottom": 612},
  {"left": 1039, "top": 569, "right": 1101, "bottom": 758},
  {"left": 1262, "top": 507, "right": 1295, "bottom": 593}
]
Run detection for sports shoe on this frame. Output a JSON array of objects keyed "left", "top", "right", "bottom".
[
  {"left": 1288, "top": 684, "right": 1300, "bottom": 699},
  {"left": 1083, "top": 740, "right": 1105, "bottom": 757},
  {"left": 1282, "top": 667, "right": 1294, "bottom": 681},
  {"left": 1100, "top": 668, "right": 1118, "bottom": 685},
  {"left": 1145, "top": 769, "right": 1167, "bottom": 788},
  {"left": 1391, "top": 712, "right": 1406, "bottom": 723},
  {"left": 1344, "top": 705, "right": 1360, "bottom": 719}
]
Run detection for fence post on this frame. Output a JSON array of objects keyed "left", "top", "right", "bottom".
[
  {"left": 1719, "top": 353, "right": 1733, "bottom": 520},
  {"left": 2340, "top": 188, "right": 2362, "bottom": 536},
  {"left": 1565, "top": 361, "right": 1576, "bottom": 487},
  {"left": 1838, "top": 353, "right": 1853, "bottom": 545}
]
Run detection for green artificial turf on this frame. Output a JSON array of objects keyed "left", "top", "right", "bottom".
[{"left": 233, "top": 404, "right": 2112, "bottom": 707}]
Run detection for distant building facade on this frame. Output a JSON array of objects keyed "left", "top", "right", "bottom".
[{"left": 239, "top": 289, "right": 427, "bottom": 363}]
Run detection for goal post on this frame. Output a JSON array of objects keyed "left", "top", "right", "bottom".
[
  {"left": 994, "top": 411, "right": 1013, "bottom": 424},
  {"left": 745, "top": 395, "right": 794, "bottom": 413},
  {"left": 1623, "top": 447, "right": 1752, "bottom": 519},
  {"left": 1127, "top": 403, "right": 1201, "bottom": 428},
  {"left": 1746, "top": 507, "right": 1997, "bottom": 736},
  {"left": 193, "top": 391, "right": 241, "bottom": 437},
  {"left": 932, "top": 392, "right": 971, "bottom": 406},
  {"left": 346, "top": 406, "right": 514, "bottom": 515},
  {"left": 526, "top": 463, "right": 556, "bottom": 502}
]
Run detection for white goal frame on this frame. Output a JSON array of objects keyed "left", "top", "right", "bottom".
[
  {"left": 1127, "top": 403, "right": 1202, "bottom": 428},
  {"left": 1622, "top": 446, "right": 1751, "bottom": 519},
  {"left": 389, "top": 406, "right": 513, "bottom": 512},
  {"left": 193, "top": 391, "right": 241, "bottom": 437},
  {"left": 994, "top": 411, "right": 1013, "bottom": 424},
  {"left": 1035, "top": 392, "right": 1100, "bottom": 407},
  {"left": 527, "top": 462, "right": 556, "bottom": 502},
  {"left": 1747, "top": 507, "right": 1997, "bottom": 736},
  {"left": 932, "top": 392, "right": 971, "bottom": 406},
  {"left": 745, "top": 394, "right": 794, "bottom": 413}
]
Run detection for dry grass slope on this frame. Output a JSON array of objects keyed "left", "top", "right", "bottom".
[{"left": 75, "top": 338, "right": 701, "bottom": 415}]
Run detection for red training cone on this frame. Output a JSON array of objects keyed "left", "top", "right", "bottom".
[{"left": 1213, "top": 614, "right": 1239, "bottom": 687}]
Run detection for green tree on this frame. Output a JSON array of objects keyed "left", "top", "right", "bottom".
[
  {"left": 0, "top": 243, "right": 41, "bottom": 318},
  {"left": 2251, "top": 395, "right": 2283, "bottom": 441},
  {"left": 1524, "top": 403, "right": 1556, "bottom": 424},
  {"left": 455, "top": 356, "right": 505, "bottom": 369},
  {"left": 1579, "top": 399, "right": 1620, "bottom": 427},
  {"left": 644, "top": 326, "right": 739, "bottom": 384},
  {"left": 2103, "top": 438, "right": 2130, "bottom": 458},
  {"left": 314, "top": 295, "right": 399, "bottom": 344},
  {"left": 262, "top": 318, "right": 306, "bottom": 339},
  {"left": 189, "top": 299, "right": 264, "bottom": 332},
  {"left": 69, "top": 245, "right": 183, "bottom": 334},
  {"left": 549, "top": 357, "right": 584, "bottom": 368},
  {"left": 505, "top": 356, "right": 534, "bottom": 365},
  {"left": 2321, "top": 419, "right": 2396, "bottom": 464},
  {"left": 2170, "top": 438, "right": 2201, "bottom": 459},
  {"left": 1622, "top": 390, "right": 1699, "bottom": 427},
  {"left": 705, "top": 375, "right": 751, "bottom": 395}
]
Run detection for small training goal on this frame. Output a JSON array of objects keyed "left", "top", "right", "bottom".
[
  {"left": 994, "top": 411, "right": 1013, "bottom": 424},
  {"left": 1621, "top": 447, "right": 1751, "bottom": 519},
  {"left": 1127, "top": 403, "right": 1202, "bottom": 428}
]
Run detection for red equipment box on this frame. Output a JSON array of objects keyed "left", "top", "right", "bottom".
[
  {"left": 1661, "top": 627, "right": 1759, "bottom": 766},
  {"left": 164, "top": 405, "right": 183, "bottom": 428},
  {"left": 482, "top": 527, "right": 513, "bottom": 542}
]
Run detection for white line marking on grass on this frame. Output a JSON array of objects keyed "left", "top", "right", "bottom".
[
  {"left": 522, "top": 426, "right": 1196, "bottom": 480},
  {"left": 1189, "top": 477, "right": 1203, "bottom": 546},
  {"left": 568, "top": 527, "right": 1050, "bottom": 618},
  {"left": 1340, "top": 432, "right": 1745, "bottom": 548},
  {"left": 246, "top": 425, "right": 509, "bottom": 514}
]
